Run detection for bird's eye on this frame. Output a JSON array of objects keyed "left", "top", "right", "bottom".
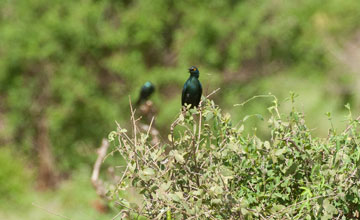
[{"left": 193, "top": 68, "right": 197, "bottom": 71}]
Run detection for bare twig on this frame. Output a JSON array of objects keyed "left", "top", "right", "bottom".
[
  {"left": 170, "top": 117, "right": 180, "bottom": 149},
  {"left": 129, "top": 96, "right": 137, "bottom": 147},
  {"left": 91, "top": 138, "right": 110, "bottom": 199},
  {"left": 196, "top": 109, "right": 202, "bottom": 154},
  {"left": 206, "top": 88, "right": 220, "bottom": 99},
  {"left": 343, "top": 115, "right": 360, "bottom": 134},
  {"left": 146, "top": 116, "right": 155, "bottom": 138},
  {"left": 116, "top": 121, "right": 150, "bottom": 169},
  {"left": 112, "top": 210, "right": 128, "bottom": 220},
  {"left": 113, "top": 165, "right": 129, "bottom": 196},
  {"left": 198, "top": 88, "right": 220, "bottom": 107},
  {"left": 32, "top": 203, "right": 72, "bottom": 220},
  {"left": 140, "top": 116, "right": 160, "bottom": 145},
  {"left": 116, "top": 121, "right": 135, "bottom": 146},
  {"left": 234, "top": 94, "right": 274, "bottom": 107},
  {"left": 280, "top": 138, "right": 302, "bottom": 153}
]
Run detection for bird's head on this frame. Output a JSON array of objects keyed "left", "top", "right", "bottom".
[
  {"left": 141, "top": 81, "right": 155, "bottom": 95},
  {"left": 143, "top": 81, "right": 155, "bottom": 90},
  {"left": 188, "top": 66, "right": 200, "bottom": 78}
]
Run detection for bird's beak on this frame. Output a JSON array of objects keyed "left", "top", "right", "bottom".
[{"left": 188, "top": 68, "right": 192, "bottom": 71}]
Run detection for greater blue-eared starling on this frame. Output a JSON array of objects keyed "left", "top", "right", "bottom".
[
  {"left": 136, "top": 81, "right": 155, "bottom": 106},
  {"left": 182, "top": 66, "right": 202, "bottom": 108}
]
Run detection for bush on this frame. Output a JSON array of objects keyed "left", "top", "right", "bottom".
[{"left": 109, "top": 95, "right": 360, "bottom": 219}]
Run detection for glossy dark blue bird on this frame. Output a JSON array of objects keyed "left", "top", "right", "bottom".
[
  {"left": 136, "top": 81, "right": 155, "bottom": 106},
  {"left": 182, "top": 66, "right": 202, "bottom": 108}
]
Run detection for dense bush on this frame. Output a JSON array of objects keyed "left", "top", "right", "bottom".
[{"left": 110, "top": 96, "right": 360, "bottom": 219}]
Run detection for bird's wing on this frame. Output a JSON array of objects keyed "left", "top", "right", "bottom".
[
  {"left": 199, "top": 81, "right": 203, "bottom": 97},
  {"left": 197, "top": 81, "right": 202, "bottom": 105},
  {"left": 182, "top": 82, "right": 188, "bottom": 106}
]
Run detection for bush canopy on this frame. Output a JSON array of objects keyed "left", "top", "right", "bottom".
[{"left": 109, "top": 95, "right": 360, "bottom": 219}]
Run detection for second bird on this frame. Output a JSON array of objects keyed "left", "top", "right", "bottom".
[
  {"left": 136, "top": 81, "right": 155, "bottom": 106},
  {"left": 182, "top": 66, "right": 202, "bottom": 108}
]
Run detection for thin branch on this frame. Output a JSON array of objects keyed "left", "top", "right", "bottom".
[
  {"left": 206, "top": 88, "right": 220, "bottom": 99},
  {"left": 129, "top": 96, "right": 137, "bottom": 147},
  {"left": 234, "top": 94, "right": 275, "bottom": 107},
  {"left": 170, "top": 117, "right": 180, "bottom": 149},
  {"left": 32, "top": 203, "right": 72, "bottom": 220},
  {"left": 343, "top": 115, "right": 360, "bottom": 134},
  {"left": 112, "top": 210, "right": 128, "bottom": 220},
  {"left": 280, "top": 138, "right": 301, "bottom": 153},
  {"left": 115, "top": 121, "right": 135, "bottom": 146},
  {"left": 196, "top": 109, "right": 202, "bottom": 154},
  {"left": 146, "top": 116, "right": 155, "bottom": 138},
  {"left": 114, "top": 165, "right": 129, "bottom": 194},
  {"left": 197, "top": 88, "right": 220, "bottom": 107}
]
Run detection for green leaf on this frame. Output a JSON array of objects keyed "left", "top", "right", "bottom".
[
  {"left": 191, "top": 189, "right": 203, "bottom": 196},
  {"left": 160, "top": 182, "right": 171, "bottom": 192},
  {"left": 168, "top": 134, "right": 173, "bottom": 142},
  {"left": 275, "top": 148, "right": 286, "bottom": 156},
  {"left": 206, "top": 112, "right": 214, "bottom": 121},
  {"left": 220, "top": 166, "right": 234, "bottom": 177},
  {"left": 285, "top": 162, "right": 298, "bottom": 175},
  {"left": 166, "top": 209, "right": 172, "bottom": 220},
  {"left": 344, "top": 103, "right": 351, "bottom": 110},
  {"left": 179, "top": 114, "right": 184, "bottom": 122},
  {"left": 238, "top": 124, "right": 244, "bottom": 133},
  {"left": 169, "top": 192, "right": 183, "bottom": 202},
  {"left": 143, "top": 168, "right": 155, "bottom": 176},
  {"left": 210, "top": 185, "right": 223, "bottom": 195},
  {"left": 323, "top": 199, "right": 338, "bottom": 214},
  {"left": 211, "top": 199, "right": 222, "bottom": 204},
  {"left": 263, "top": 141, "right": 271, "bottom": 149},
  {"left": 108, "top": 131, "right": 117, "bottom": 142},
  {"left": 168, "top": 193, "right": 180, "bottom": 202},
  {"left": 128, "top": 162, "right": 136, "bottom": 172},
  {"left": 271, "top": 204, "right": 285, "bottom": 212},
  {"left": 170, "top": 150, "right": 185, "bottom": 164},
  {"left": 142, "top": 168, "right": 155, "bottom": 176}
]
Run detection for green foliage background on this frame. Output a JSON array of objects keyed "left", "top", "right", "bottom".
[{"left": 0, "top": 0, "right": 360, "bottom": 219}]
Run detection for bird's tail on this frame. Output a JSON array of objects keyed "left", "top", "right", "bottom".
[{"left": 135, "top": 97, "right": 142, "bottom": 107}]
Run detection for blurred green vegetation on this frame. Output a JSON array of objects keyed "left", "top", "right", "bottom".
[
  {"left": 0, "top": 0, "right": 360, "bottom": 218},
  {"left": 0, "top": 166, "right": 116, "bottom": 220}
]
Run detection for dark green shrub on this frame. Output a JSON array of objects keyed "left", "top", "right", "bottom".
[{"left": 109, "top": 96, "right": 360, "bottom": 219}]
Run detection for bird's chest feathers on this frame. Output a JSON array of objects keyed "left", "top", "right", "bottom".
[
  {"left": 182, "top": 74, "right": 202, "bottom": 107},
  {"left": 186, "top": 78, "right": 201, "bottom": 92}
]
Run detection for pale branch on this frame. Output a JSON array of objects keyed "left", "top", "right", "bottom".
[
  {"left": 129, "top": 96, "right": 138, "bottom": 147},
  {"left": 32, "top": 203, "right": 72, "bottom": 220},
  {"left": 280, "top": 138, "right": 302, "bottom": 153},
  {"left": 343, "top": 115, "right": 360, "bottom": 134},
  {"left": 206, "top": 87, "right": 220, "bottom": 99},
  {"left": 91, "top": 138, "right": 110, "bottom": 199}
]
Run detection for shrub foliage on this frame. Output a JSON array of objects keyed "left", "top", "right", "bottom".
[{"left": 110, "top": 97, "right": 360, "bottom": 219}]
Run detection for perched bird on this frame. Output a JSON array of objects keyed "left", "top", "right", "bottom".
[
  {"left": 136, "top": 81, "right": 155, "bottom": 106},
  {"left": 182, "top": 66, "right": 202, "bottom": 108}
]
